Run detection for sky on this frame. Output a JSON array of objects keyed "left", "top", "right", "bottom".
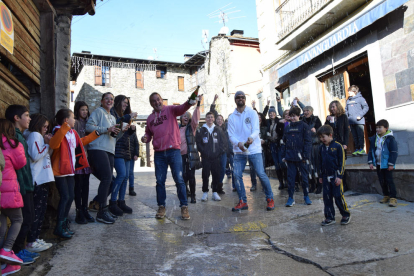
[{"left": 71, "top": 0, "right": 259, "bottom": 63}]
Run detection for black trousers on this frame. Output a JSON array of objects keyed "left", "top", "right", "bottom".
[
  {"left": 13, "top": 191, "right": 34, "bottom": 253},
  {"left": 377, "top": 166, "right": 396, "bottom": 198},
  {"left": 74, "top": 174, "right": 91, "bottom": 209},
  {"left": 27, "top": 183, "right": 50, "bottom": 243},
  {"left": 88, "top": 150, "right": 114, "bottom": 205},
  {"left": 202, "top": 158, "right": 221, "bottom": 193},
  {"left": 182, "top": 154, "right": 196, "bottom": 194},
  {"left": 350, "top": 124, "right": 365, "bottom": 150},
  {"left": 323, "top": 177, "right": 350, "bottom": 220},
  {"left": 55, "top": 176, "right": 75, "bottom": 221}
]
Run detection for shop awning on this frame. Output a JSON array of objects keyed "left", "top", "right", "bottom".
[{"left": 277, "top": 0, "right": 410, "bottom": 78}]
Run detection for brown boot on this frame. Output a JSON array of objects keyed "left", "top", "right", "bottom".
[
  {"left": 181, "top": 206, "right": 190, "bottom": 220},
  {"left": 380, "top": 196, "right": 390, "bottom": 204},
  {"left": 389, "top": 198, "right": 397, "bottom": 207},
  {"left": 156, "top": 206, "right": 166, "bottom": 219}
]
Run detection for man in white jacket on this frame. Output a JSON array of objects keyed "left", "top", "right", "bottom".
[{"left": 227, "top": 91, "right": 275, "bottom": 212}]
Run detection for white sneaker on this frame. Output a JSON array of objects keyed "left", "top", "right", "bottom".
[
  {"left": 26, "top": 241, "right": 50, "bottom": 252},
  {"left": 36, "top": 239, "right": 53, "bottom": 248},
  {"left": 212, "top": 192, "right": 221, "bottom": 201},
  {"left": 201, "top": 192, "right": 208, "bottom": 202}
]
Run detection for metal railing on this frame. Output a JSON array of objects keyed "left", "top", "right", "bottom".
[{"left": 275, "top": 0, "right": 333, "bottom": 40}]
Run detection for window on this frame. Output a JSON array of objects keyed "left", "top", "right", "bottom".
[
  {"left": 71, "top": 91, "right": 74, "bottom": 102},
  {"left": 136, "top": 70, "right": 144, "bottom": 89},
  {"left": 178, "top": 76, "right": 184, "bottom": 91},
  {"left": 102, "top": 66, "right": 111, "bottom": 87},
  {"left": 163, "top": 99, "right": 168, "bottom": 106},
  {"left": 156, "top": 66, "right": 167, "bottom": 79}
]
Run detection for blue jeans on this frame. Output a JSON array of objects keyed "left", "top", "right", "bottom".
[
  {"left": 287, "top": 161, "right": 309, "bottom": 198},
  {"left": 233, "top": 153, "right": 273, "bottom": 203},
  {"left": 250, "top": 152, "right": 266, "bottom": 187},
  {"left": 270, "top": 143, "right": 284, "bottom": 170},
  {"left": 112, "top": 158, "right": 131, "bottom": 201},
  {"left": 154, "top": 149, "right": 188, "bottom": 207},
  {"left": 228, "top": 154, "right": 235, "bottom": 188},
  {"left": 129, "top": 159, "right": 135, "bottom": 188},
  {"left": 219, "top": 153, "right": 227, "bottom": 184}
]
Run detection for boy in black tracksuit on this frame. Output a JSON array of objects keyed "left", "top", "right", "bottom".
[
  {"left": 196, "top": 112, "right": 226, "bottom": 201},
  {"left": 281, "top": 107, "right": 312, "bottom": 207},
  {"left": 317, "top": 125, "right": 351, "bottom": 226}
]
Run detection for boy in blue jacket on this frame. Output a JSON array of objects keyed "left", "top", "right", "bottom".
[
  {"left": 317, "top": 125, "right": 351, "bottom": 226},
  {"left": 281, "top": 107, "right": 312, "bottom": 207},
  {"left": 368, "top": 119, "right": 398, "bottom": 207},
  {"left": 346, "top": 85, "right": 369, "bottom": 156}
]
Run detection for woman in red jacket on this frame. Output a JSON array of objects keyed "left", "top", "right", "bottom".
[{"left": 0, "top": 119, "right": 26, "bottom": 274}]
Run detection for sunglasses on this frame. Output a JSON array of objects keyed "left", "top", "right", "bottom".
[{"left": 235, "top": 96, "right": 246, "bottom": 100}]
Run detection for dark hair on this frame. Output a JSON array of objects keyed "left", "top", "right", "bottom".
[
  {"left": 74, "top": 101, "right": 90, "bottom": 120},
  {"left": 101, "top": 92, "right": 114, "bottom": 101},
  {"left": 54, "top": 108, "right": 74, "bottom": 127},
  {"left": 258, "top": 112, "right": 266, "bottom": 127},
  {"left": 206, "top": 111, "right": 215, "bottom": 118},
  {"left": 376, "top": 119, "right": 389, "bottom": 129},
  {"left": 29, "top": 114, "right": 49, "bottom": 134},
  {"left": 288, "top": 106, "right": 301, "bottom": 117},
  {"left": 0, "top": 119, "right": 19, "bottom": 150},
  {"left": 149, "top": 92, "right": 162, "bottom": 103},
  {"left": 5, "top": 105, "right": 29, "bottom": 123},
  {"left": 216, "top": 114, "right": 224, "bottom": 121},
  {"left": 317, "top": 125, "right": 333, "bottom": 137},
  {"left": 113, "top": 95, "right": 131, "bottom": 117}
]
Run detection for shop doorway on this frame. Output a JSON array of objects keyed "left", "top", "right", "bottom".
[{"left": 319, "top": 55, "right": 375, "bottom": 155}]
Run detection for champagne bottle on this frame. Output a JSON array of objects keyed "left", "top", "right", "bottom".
[
  {"left": 189, "top": 86, "right": 200, "bottom": 100},
  {"left": 244, "top": 141, "right": 250, "bottom": 149}
]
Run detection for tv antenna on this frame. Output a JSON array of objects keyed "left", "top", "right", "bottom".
[{"left": 207, "top": 3, "right": 246, "bottom": 27}]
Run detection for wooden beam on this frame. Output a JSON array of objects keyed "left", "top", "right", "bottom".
[{"left": 0, "top": 63, "right": 31, "bottom": 98}]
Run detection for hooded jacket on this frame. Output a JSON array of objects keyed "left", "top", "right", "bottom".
[
  {"left": 15, "top": 128, "right": 33, "bottom": 195},
  {"left": 345, "top": 93, "right": 369, "bottom": 125},
  {"left": 50, "top": 123, "right": 99, "bottom": 176},
  {"left": 368, "top": 130, "right": 398, "bottom": 169},
  {"left": 23, "top": 130, "right": 54, "bottom": 185},
  {"left": 1, "top": 136, "right": 25, "bottom": 209},
  {"left": 144, "top": 102, "right": 191, "bottom": 152},
  {"left": 196, "top": 124, "right": 226, "bottom": 160},
  {"left": 281, "top": 120, "right": 312, "bottom": 162},
  {"left": 318, "top": 139, "right": 345, "bottom": 179}
]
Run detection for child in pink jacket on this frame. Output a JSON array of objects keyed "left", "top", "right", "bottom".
[{"left": 0, "top": 119, "right": 26, "bottom": 273}]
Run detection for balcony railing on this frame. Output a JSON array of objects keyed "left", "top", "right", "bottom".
[{"left": 275, "top": 0, "right": 333, "bottom": 40}]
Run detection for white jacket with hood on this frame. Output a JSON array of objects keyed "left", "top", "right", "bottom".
[{"left": 24, "top": 130, "right": 54, "bottom": 185}]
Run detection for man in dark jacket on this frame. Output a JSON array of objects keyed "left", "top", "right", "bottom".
[
  {"left": 281, "top": 107, "right": 312, "bottom": 207},
  {"left": 345, "top": 85, "right": 369, "bottom": 156},
  {"left": 196, "top": 112, "right": 226, "bottom": 202}
]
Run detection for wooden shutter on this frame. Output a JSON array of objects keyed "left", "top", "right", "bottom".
[
  {"left": 136, "top": 71, "right": 143, "bottom": 88},
  {"left": 156, "top": 70, "right": 161, "bottom": 78},
  {"left": 178, "top": 77, "right": 184, "bottom": 91},
  {"left": 95, "top": 66, "right": 102, "bottom": 85}
]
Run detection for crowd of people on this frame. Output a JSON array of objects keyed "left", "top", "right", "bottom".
[{"left": 0, "top": 85, "right": 399, "bottom": 275}]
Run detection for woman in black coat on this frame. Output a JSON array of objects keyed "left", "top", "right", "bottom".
[{"left": 324, "top": 101, "right": 350, "bottom": 149}]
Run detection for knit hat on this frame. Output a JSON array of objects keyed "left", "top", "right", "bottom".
[
  {"left": 268, "top": 106, "right": 276, "bottom": 114},
  {"left": 234, "top": 91, "right": 245, "bottom": 99}
]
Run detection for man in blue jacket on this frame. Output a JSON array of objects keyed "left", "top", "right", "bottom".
[
  {"left": 345, "top": 85, "right": 369, "bottom": 156},
  {"left": 281, "top": 107, "right": 312, "bottom": 207}
]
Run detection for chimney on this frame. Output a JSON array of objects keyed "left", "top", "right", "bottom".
[
  {"left": 184, "top": 54, "right": 193, "bottom": 62},
  {"left": 81, "top": 51, "right": 91, "bottom": 54},
  {"left": 230, "top": 30, "right": 244, "bottom": 37}
]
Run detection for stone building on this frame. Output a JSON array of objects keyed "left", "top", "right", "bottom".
[
  {"left": 256, "top": 0, "right": 414, "bottom": 200},
  {"left": 0, "top": 0, "right": 98, "bottom": 119},
  {"left": 70, "top": 30, "right": 263, "bottom": 166}
]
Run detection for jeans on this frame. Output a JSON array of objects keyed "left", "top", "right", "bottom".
[
  {"left": 228, "top": 154, "right": 235, "bottom": 189},
  {"left": 154, "top": 149, "right": 187, "bottom": 207},
  {"left": 250, "top": 152, "right": 266, "bottom": 187},
  {"left": 112, "top": 158, "right": 131, "bottom": 201},
  {"left": 350, "top": 124, "right": 365, "bottom": 150},
  {"left": 233, "top": 153, "right": 273, "bottom": 203},
  {"left": 74, "top": 174, "right": 90, "bottom": 209},
  {"left": 55, "top": 176, "right": 75, "bottom": 221},
  {"left": 27, "top": 183, "right": 50, "bottom": 243},
  {"left": 286, "top": 161, "right": 309, "bottom": 198},
  {"left": 270, "top": 143, "right": 285, "bottom": 170},
  {"left": 219, "top": 153, "right": 227, "bottom": 184},
  {"left": 13, "top": 191, "right": 34, "bottom": 253},
  {"left": 377, "top": 166, "right": 396, "bottom": 198},
  {"left": 129, "top": 159, "right": 136, "bottom": 188},
  {"left": 88, "top": 150, "right": 114, "bottom": 205},
  {"left": 322, "top": 177, "right": 350, "bottom": 220}
]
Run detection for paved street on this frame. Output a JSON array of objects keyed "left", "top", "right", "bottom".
[{"left": 34, "top": 168, "right": 414, "bottom": 276}]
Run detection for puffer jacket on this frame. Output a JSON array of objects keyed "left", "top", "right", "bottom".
[
  {"left": 368, "top": 130, "right": 398, "bottom": 169},
  {"left": 129, "top": 129, "right": 139, "bottom": 159},
  {"left": 1, "top": 135, "right": 25, "bottom": 209},
  {"left": 115, "top": 128, "right": 135, "bottom": 160},
  {"left": 281, "top": 121, "right": 312, "bottom": 162},
  {"left": 345, "top": 92, "right": 369, "bottom": 125},
  {"left": 0, "top": 149, "right": 5, "bottom": 202},
  {"left": 15, "top": 128, "right": 33, "bottom": 195}
]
